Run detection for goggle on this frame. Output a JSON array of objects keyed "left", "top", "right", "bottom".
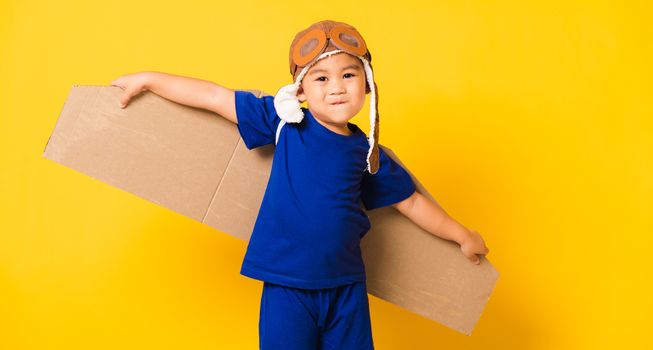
[{"left": 291, "top": 24, "right": 370, "bottom": 77}]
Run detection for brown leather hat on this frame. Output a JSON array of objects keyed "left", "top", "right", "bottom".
[
  {"left": 273, "top": 20, "right": 380, "bottom": 174},
  {"left": 288, "top": 20, "right": 372, "bottom": 82}
]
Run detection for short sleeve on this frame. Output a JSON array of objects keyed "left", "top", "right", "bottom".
[
  {"left": 234, "top": 90, "right": 281, "bottom": 150},
  {"left": 361, "top": 146, "right": 417, "bottom": 211}
]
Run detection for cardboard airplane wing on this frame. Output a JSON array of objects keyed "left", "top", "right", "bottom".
[{"left": 43, "top": 85, "right": 499, "bottom": 335}]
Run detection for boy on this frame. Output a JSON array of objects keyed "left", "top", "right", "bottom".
[{"left": 111, "top": 19, "right": 489, "bottom": 350}]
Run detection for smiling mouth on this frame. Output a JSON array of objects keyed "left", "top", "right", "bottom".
[{"left": 330, "top": 101, "right": 346, "bottom": 105}]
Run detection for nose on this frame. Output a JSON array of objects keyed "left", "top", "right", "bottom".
[{"left": 328, "top": 78, "right": 346, "bottom": 95}]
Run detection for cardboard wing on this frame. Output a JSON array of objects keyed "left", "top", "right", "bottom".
[{"left": 43, "top": 85, "right": 499, "bottom": 335}]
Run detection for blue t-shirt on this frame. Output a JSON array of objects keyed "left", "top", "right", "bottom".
[{"left": 234, "top": 90, "right": 416, "bottom": 289}]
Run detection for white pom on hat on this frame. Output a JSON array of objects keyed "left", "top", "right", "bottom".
[{"left": 273, "top": 81, "right": 304, "bottom": 123}]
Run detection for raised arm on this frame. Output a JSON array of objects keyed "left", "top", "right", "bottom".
[
  {"left": 110, "top": 71, "right": 238, "bottom": 124},
  {"left": 393, "top": 191, "right": 490, "bottom": 265}
]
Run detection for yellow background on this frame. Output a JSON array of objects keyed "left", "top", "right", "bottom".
[{"left": 1, "top": 0, "right": 651, "bottom": 349}]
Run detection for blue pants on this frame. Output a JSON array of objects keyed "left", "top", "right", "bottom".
[{"left": 258, "top": 281, "right": 374, "bottom": 350}]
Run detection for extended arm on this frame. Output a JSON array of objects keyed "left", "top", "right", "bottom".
[
  {"left": 393, "top": 191, "right": 490, "bottom": 264},
  {"left": 111, "top": 71, "right": 238, "bottom": 124}
]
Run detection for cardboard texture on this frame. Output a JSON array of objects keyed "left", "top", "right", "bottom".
[{"left": 43, "top": 85, "right": 499, "bottom": 335}]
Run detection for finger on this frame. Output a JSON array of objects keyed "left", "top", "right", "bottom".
[
  {"left": 119, "top": 87, "right": 140, "bottom": 108},
  {"left": 119, "top": 92, "right": 132, "bottom": 108},
  {"left": 462, "top": 249, "right": 479, "bottom": 264}
]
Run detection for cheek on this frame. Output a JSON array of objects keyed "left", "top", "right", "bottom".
[
  {"left": 354, "top": 78, "right": 366, "bottom": 90},
  {"left": 352, "top": 80, "right": 366, "bottom": 94}
]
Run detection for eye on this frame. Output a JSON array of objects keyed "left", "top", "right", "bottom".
[{"left": 315, "top": 73, "right": 355, "bottom": 81}]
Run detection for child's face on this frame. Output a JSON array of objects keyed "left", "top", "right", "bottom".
[{"left": 297, "top": 52, "right": 370, "bottom": 126}]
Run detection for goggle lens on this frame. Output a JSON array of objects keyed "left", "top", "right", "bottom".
[{"left": 292, "top": 25, "right": 368, "bottom": 69}]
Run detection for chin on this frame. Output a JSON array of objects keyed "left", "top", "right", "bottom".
[
  {"left": 311, "top": 104, "right": 357, "bottom": 122},
  {"left": 326, "top": 111, "right": 354, "bottom": 123}
]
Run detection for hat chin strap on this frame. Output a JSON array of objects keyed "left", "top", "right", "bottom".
[{"left": 274, "top": 49, "right": 378, "bottom": 173}]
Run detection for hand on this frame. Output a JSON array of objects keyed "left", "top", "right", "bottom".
[
  {"left": 459, "top": 229, "right": 490, "bottom": 265},
  {"left": 110, "top": 72, "right": 151, "bottom": 108}
]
